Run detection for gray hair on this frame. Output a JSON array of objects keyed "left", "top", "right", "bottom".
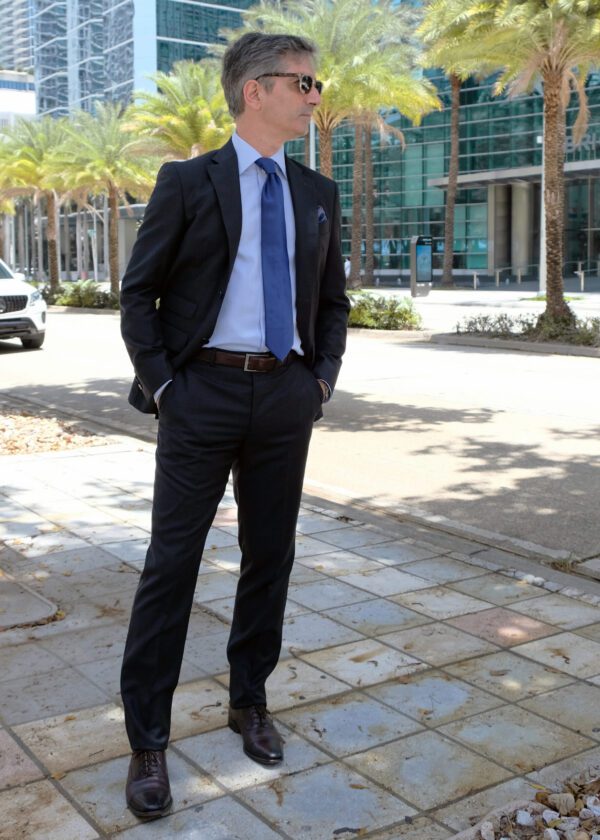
[{"left": 222, "top": 32, "right": 318, "bottom": 118}]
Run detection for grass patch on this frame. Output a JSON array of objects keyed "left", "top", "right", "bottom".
[
  {"left": 520, "top": 294, "right": 581, "bottom": 302},
  {"left": 348, "top": 292, "right": 422, "bottom": 330},
  {"left": 456, "top": 312, "right": 600, "bottom": 346}
]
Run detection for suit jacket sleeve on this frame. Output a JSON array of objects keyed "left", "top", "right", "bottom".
[
  {"left": 120, "top": 162, "right": 187, "bottom": 398},
  {"left": 312, "top": 181, "right": 350, "bottom": 392}
]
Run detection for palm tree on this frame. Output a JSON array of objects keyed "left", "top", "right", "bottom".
[
  {"left": 0, "top": 116, "right": 67, "bottom": 292},
  {"left": 0, "top": 197, "right": 14, "bottom": 264},
  {"left": 419, "top": 0, "right": 496, "bottom": 289},
  {"left": 427, "top": 0, "right": 600, "bottom": 322},
  {"left": 127, "top": 59, "right": 234, "bottom": 160},
  {"left": 58, "top": 103, "right": 155, "bottom": 294}
]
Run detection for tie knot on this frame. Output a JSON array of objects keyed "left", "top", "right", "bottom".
[{"left": 256, "top": 157, "right": 277, "bottom": 176}]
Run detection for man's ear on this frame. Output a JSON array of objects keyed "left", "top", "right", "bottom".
[{"left": 242, "top": 79, "right": 263, "bottom": 112}]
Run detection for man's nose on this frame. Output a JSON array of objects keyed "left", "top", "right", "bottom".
[{"left": 307, "top": 86, "right": 321, "bottom": 106}]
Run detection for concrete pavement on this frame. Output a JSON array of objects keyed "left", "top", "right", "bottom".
[{"left": 3, "top": 435, "right": 600, "bottom": 838}]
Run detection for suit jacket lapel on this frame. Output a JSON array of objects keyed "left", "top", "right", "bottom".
[
  {"left": 287, "top": 157, "right": 318, "bottom": 304},
  {"left": 207, "top": 139, "right": 242, "bottom": 282}
]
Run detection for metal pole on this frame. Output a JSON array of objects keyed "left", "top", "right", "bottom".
[
  {"left": 309, "top": 120, "right": 316, "bottom": 171},
  {"left": 538, "top": 127, "right": 547, "bottom": 294}
]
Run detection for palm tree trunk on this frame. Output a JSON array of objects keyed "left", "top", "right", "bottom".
[
  {"left": 82, "top": 208, "right": 89, "bottom": 281},
  {"left": 46, "top": 190, "right": 59, "bottom": 293},
  {"left": 442, "top": 73, "right": 461, "bottom": 289},
  {"left": 29, "top": 199, "right": 37, "bottom": 276},
  {"left": 62, "top": 201, "right": 71, "bottom": 281},
  {"left": 318, "top": 127, "right": 333, "bottom": 178},
  {"left": 541, "top": 70, "right": 572, "bottom": 322},
  {"left": 36, "top": 202, "right": 45, "bottom": 282},
  {"left": 108, "top": 183, "right": 120, "bottom": 296},
  {"left": 76, "top": 208, "right": 83, "bottom": 278},
  {"left": 18, "top": 206, "right": 26, "bottom": 273},
  {"left": 349, "top": 121, "right": 364, "bottom": 289},
  {"left": 364, "top": 124, "right": 374, "bottom": 285},
  {"left": 0, "top": 214, "right": 5, "bottom": 262}
]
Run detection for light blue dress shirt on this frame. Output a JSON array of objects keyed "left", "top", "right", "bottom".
[{"left": 206, "top": 131, "right": 303, "bottom": 355}]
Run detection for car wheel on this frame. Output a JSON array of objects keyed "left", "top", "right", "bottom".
[{"left": 21, "top": 334, "right": 45, "bottom": 349}]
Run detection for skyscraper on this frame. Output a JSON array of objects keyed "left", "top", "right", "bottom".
[
  {"left": 33, "top": 0, "right": 248, "bottom": 116},
  {"left": 0, "top": 0, "right": 34, "bottom": 72}
]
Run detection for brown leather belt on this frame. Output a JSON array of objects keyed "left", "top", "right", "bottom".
[{"left": 195, "top": 348, "right": 291, "bottom": 372}]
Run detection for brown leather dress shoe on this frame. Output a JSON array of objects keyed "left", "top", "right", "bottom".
[
  {"left": 228, "top": 704, "right": 284, "bottom": 765},
  {"left": 126, "top": 749, "right": 172, "bottom": 819}
]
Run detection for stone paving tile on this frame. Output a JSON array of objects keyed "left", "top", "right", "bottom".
[
  {"left": 448, "top": 572, "right": 546, "bottom": 606},
  {"left": 277, "top": 691, "right": 423, "bottom": 756},
  {"left": 519, "top": 681, "right": 600, "bottom": 741},
  {"left": 202, "top": 545, "right": 241, "bottom": 573},
  {"left": 13, "top": 703, "right": 129, "bottom": 774},
  {"left": 445, "top": 650, "right": 574, "bottom": 700},
  {"left": 59, "top": 751, "right": 221, "bottom": 834},
  {"left": 282, "top": 612, "right": 364, "bottom": 654},
  {"left": 434, "top": 776, "right": 539, "bottom": 833},
  {"left": 337, "top": 567, "right": 434, "bottom": 597},
  {"left": 77, "top": 653, "right": 203, "bottom": 698},
  {"left": 401, "top": 556, "right": 486, "bottom": 584},
  {"left": 9, "top": 545, "right": 122, "bottom": 577},
  {"left": 405, "top": 529, "right": 483, "bottom": 556},
  {"left": 205, "top": 594, "right": 309, "bottom": 624},
  {"left": 0, "top": 516, "right": 50, "bottom": 541},
  {"left": 0, "top": 666, "right": 109, "bottom": 726},
  {"left": 300, "top": 639, "right": 426, "bottom": 688},
  {"left": 575, "top": 621, "right": 600, "bottom": 642},
  {"left": 354, "top": 539, "right": 443, "bottom": 566},
  {"left": 295, "top": 549, "right": 383, "bottom": 577},
  {"left": 3, "top": 530, "right": 89, "bottom": 559},
  {"left": 448, "top": 607, "right": 557, "bottom": 647},
  {"left": 114, "top": 796, "right": 284, "bottom": 839},
  {"left": 391, "top": 585, "right": 492, "bottom": 619},
  {"left": 238, "top": 761, "right": 416, "bottom": 840},
  {"left": 288, "top": 578, "right": 372, "bottom": 611},
  {"left": 366, "top": 669, "right": 503, "bottom": 727},
  {"left": 514, "top": 631, "right": 600, "bottom": 678},
  {"left": 39, "top": 623, "right": 127, "bottom": 665},
  {"left": 287, "top": 564, "right": 327, "bottom": 585},
  {"left": 315, "top": 525, "right": 394, "bottom": 551},
  {"left": 323, "top": 598, "right": 431, "bottom": 636},
  {"left": 49, "top": 563, "right": 140, "bottom": 599},
  {"left": 509, "top": 592, "right": 600, "bottom": 630},
  {"left": 0, "top": 779, "right": 99, "bottom": 840},
  {"left": 74, "top": 524, "right": 150, "bottom": 545},
  {"left": 101, "top": 539, "right": 149, "bottom": 566},
  {"left": 526, "top": 745, "right": 600, "bottom": 789},
  {"left": 379, "top": 623, "right": 498, "bottom": 666},
  {"left": 182, "top": 605, "right": 232, "bottom": 637},
  {"left": 192, "top": 570, "right": 239, "bottom": 603},
  {"left": 296, "top": 511, "right": 354, "bottom": 534},
  {"left": 366, "top": 819, "right": 453, "bottom": 839},
  {"left": 176, "top": 723, "right": 329, "bottom": 790},
  {"left": 181, "top": 629, "right": 231, "bottom": 676},
  {"left": 439, "top": 705, "right": 595, "bottom": 773},
  {"left": 346, "top": 729, "right": 511, "bottom": 810},
  {"left": 203, "top": 527, "right": 239, "bottom": 549},
  {"left": 169, "top": 678, "right": 230, "bottom": 741},
  {"left": 216, "top": 659, "right": 349, "bottom": 712},
  {"left": 294, "top": 535, "right": 339, "bottom": 558},
  {"left": 0, "top": 579, "right": 56, "bottom": 629},
  {"left": 0, "top": 729, "right": 44, "bottom": 790}
]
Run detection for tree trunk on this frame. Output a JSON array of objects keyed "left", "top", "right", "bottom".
[
  {"left": 82, "top": 208, "right": 89, "bottom": 280},
  {"left": 442, "top": 73, "right": 461, "bottom": 289},
  {"left": 318, "top": 127, "right": 333, "bottom": 178},
  {"left": 364, "top": 124, "right": 374, "bottom": 286},
  {"left": 36, "top": 202, "right": 45, "bottom": 281},
  {"left": 541, "top": 69, "right": 572, "bottom": 322},
  {"left": 29, "top": 200, "right": 37, "bottom": 277},
  {"left": 349, "top": 121, "right": 364, "bottom": 289},
  {"left": 0, "top": 213, "right": 5, "bottom": 262},
  {"left": 62, "top": 201, "right": 71, "bottom": 281},
  {"left": 46, "top": 190, "right": 60, "bottom": 293},
  {"left": 18, "top": 205, "right": 26, "bottom": 273},
  {"left": 76, "top": 208, "right": 83, "bottom": 278},
  {"left": 108, "top": 183, "right": 120, "bottom": 296}
]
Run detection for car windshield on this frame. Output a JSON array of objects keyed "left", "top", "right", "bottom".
[{"left": 0, "top": 261, "right": 14, "bottom": 279}]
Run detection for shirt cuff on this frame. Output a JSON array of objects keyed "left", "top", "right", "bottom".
[
  {"left": 154, "top": 379, "right": 172, "bottom": 405},
  {"left": 317, "top": 378, "right": 332, "bottom": 403}
]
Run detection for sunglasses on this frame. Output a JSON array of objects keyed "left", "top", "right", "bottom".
[{"left": 255, "top": 72, "right": 323, "bottom": 95}]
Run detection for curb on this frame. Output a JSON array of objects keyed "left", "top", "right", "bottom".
[
  {"left": 430, "top": 332, "right": 600, "bottom": 357},
  {"left": 48, "top": 306, "right": 119, "bottom": 315}
]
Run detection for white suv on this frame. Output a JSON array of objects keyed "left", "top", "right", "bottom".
[{"left": 0, "top": 259, "right": 47, "bottom": 349}]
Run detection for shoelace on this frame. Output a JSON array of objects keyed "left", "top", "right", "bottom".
[
  {"left": 251, "top": 706, "right": 270, "bottom": 728},
  {"left": 136, "top": 750, "right": 161, "bottom": 777}
]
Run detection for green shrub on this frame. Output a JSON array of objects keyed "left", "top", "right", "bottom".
[
  {"left": 54, "top": 280, "right": 119, "bottom": 309},
  {"left": 348, "top": 293, "right": 422, "bottom": 330},
  {"left": 456, "top": 312, "right": 600, "bottom": 347}
]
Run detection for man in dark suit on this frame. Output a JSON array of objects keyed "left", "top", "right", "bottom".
[{"left": 119, "top": 31, "right": 349, "bottom": 820}]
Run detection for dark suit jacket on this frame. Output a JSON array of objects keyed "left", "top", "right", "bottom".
[{"left": 120, "top": 139, "right": 349, "bottom": 413}]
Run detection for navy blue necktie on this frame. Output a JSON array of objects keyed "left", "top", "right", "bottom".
[{"left": 255, "top": 157, "right": 293, "bottom": 360}]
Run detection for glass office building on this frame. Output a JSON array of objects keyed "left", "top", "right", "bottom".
[
  {"left": 33, "top": 0, "right": 247, "bottom": 115},
  {"left": 0, "top": 0, "right": 34, "bottom": 73},
  {"left": 328, "top": 70, "right": 600, "bottom": 280}
]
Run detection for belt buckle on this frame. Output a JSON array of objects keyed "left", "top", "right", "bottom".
[{"left": 243, "top": 353, "right": 261, "bottom": 372}]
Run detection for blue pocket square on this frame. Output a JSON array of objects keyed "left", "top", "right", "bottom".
[{"left": 317, "top": 205, "right": 328, "bottom": 224}]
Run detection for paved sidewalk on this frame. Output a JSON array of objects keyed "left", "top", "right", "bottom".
[{"left": 3, "top": 438, "right": 600, "bottom": 839}]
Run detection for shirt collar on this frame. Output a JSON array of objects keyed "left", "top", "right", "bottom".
[{"left": 232, "top": 131, "right": 288, "bottom": 180}]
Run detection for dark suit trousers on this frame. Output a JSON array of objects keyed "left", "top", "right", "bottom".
[{"left": 120, "top": 354, "right": 321, "bottom": 750}]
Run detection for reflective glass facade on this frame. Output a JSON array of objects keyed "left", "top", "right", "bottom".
[
  {"left": 0, "top": 0, "right": 34, "bottom": 72},
  {"left": 288, "top": 71, "right": 600, "bottom": 280}
]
